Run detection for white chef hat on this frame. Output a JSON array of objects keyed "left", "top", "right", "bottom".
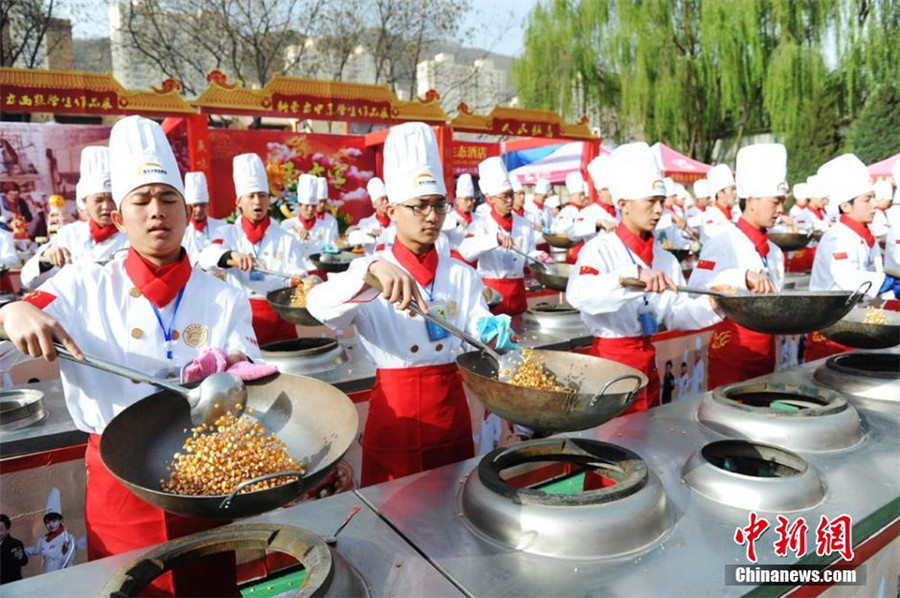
[
  {"left": 75, "top": 146, "right": 111, "bottom": 209},
  {"left": 233, "top": 153, "right": 269, "bottom": 198},
  {"left": 183, "top": 172, "right": 209, "bottom": 205},
  {"left": 296, "top": 174, "right": 319, "bottom": 206},
  {"left": 792, "top": 182, "right": 810, "bottom": 201},
  {"left": 316, "top": 176, "right": 329, "bottom": 201},
  {"left": 806, "top": 174, "right": 826, "bottom": 198},
  {"left": 663, "top": 177, "right": 676, "bottom": 197},
  {"left": 456, "top": 173, "right": 475, "bottom": 198},
  {"left": 45, "top": 487, "right": 62, "bottom": 517},
  {"left": 478, "top": 156, "right": 512, "bottom": 196},
  {"left": 510, "top": 176, "right": 524, "bottom": 193},
  {"left": 535, "top": 178, "right": 551, "bottom": 195},
  {"left": 736, "top": 144, "right": 788, "bottom": 198},
  {"left": 817, "top": 153, "right": 873, "bottom": 205},
  {"left": 873, "top": 180, "right": 892, "bottom": 201},
  {"left": 675, "top": 183, "right": 688, "bottom": 200},
  {"left": 707, "top": 164, "right": 735, "bottom": 197},
  {"left": 693, "top": 178, "right": 710, "bottom": 199},
  {"left": 608, "top": 142, "right": 666, "bottom": 201},
  {"left": 587, "top": 155, "right": 611, "bottom": 191},
  {"left": 545, "top": 195, "right": 561, "bottom": 208},
  {"left": 565, "top": 171, "right": 585, "bottom": 195},
  {"left": 383, "top": 122, "right": 446, "bottom": 204},
  {"left": 367, "top": 177, "right": 387, "bottom": 204},
  {"left": 109, "top": 116, "right": 185, "bottom": 208}
]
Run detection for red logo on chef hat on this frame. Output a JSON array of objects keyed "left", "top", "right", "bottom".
[
  {"left": 413, "top": 171, "right": 437, "bottom": 188},
  {"left": 102, "top": 179, "right": 112, "bottom": 190},
  {"left": 136, "top": 161, "right": 167, "bottom": 176},
  {"left": 777, "top": 181, "right": 789, "bottom": 195}
]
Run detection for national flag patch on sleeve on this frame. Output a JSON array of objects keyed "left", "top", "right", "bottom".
[
  {"left": 464, "top": 233, "right": 475, "bottom": 238},
  {"left": 697, "top": 259, "right": 716, "bottom": 270},
  {"left": 832, "top": 252, "right": 848, "bottom": 260},
  {"left": 579, "top": 266, "right": 599, "bottom": 275},
  {"left": 22, "top": 290, "right": 57, "bottom": 309},
  {"left": 211, "top": 238, "right": 224, "bottom": 245}
]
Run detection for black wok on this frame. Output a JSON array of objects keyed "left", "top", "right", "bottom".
[
  {"left": 267, "top": 286, "right": 322, "bottom": 326},
  {"left": 310, "top": 251, "right": 357, "bottom": 273}
]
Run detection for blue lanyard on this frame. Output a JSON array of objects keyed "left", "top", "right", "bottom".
[
  {"left": 151, "top": 287, "right": 186, "bottom": 360},
  {"left": 620, "top": 238, "right": 650, "bottom": 306},
  {"left": 424, "top": 278, "right": 437, "bottom": 302}
]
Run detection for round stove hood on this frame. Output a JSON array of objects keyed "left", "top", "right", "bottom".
[
  {"left": 260, "top": 338, "right": 349, "bottom": 376},
  {"left": 813, "top": 352, "right": 899, "bottom": 405},
  {"left": 522, "top": 303, "right": 583, "bottom": 331}
]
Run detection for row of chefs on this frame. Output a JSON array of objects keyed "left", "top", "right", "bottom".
[{"left": 0, "top": 115, "right": 897, "bottom": 595}]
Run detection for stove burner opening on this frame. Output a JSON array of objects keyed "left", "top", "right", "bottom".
[
  {"left": 726, "top": 391, "right": 827, "bottom": 411},
  {"left": 261, "top": 337, "right": 339, "bottom": 355},
  {"left": 701, "top": 440, "right": 805, "bottom": 478},
  {"left": 826, "top": 353, "right": 900, "bottom": 378},
  {"left": 503, "top": 460, "right": 622, "bottom": 494}
]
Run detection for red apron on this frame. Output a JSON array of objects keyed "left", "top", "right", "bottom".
[
  {"left": 566, "top": 241, "right": 585, "bottom": 264},
  {"left": 249, "top": 298, "right": 297, "bottom": 347},
  {"left": 590, "top": 336, "right": 660, "bottom": 413},
  {"left": 482, "top": 277, "right": 527, "bottom": 316},
  {"left": 450, "top": 249, "right": 477, "bottom": 268},
  {"left": 786, "top": 248, "right": 816, "bottom": 273},
  {"left": 84, "top": 435, "right": 238, "bottom": 597},
  {"left": 803, "top": 331, "right": 850, "bottom": 363},
  {"left": 361, "top": 364, "right": 474, "bottom": 487},
  {"left": 707, "top": 319, "right": 775, "bottom": 390}
]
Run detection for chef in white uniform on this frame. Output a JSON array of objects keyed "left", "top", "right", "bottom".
[
  {"left": 699, "top": 164, "right": 738, "bottom": 243},
  {"left": 21, "top": 147, "right": 128, "bottom": 290},
  {"left": 789, "top": 183, "right": 810, "bottom": 223},
  {"left": 26, "top": 488, "right": 79, "bottom": 573},
  {"left": 870, "top": 181, "right": 893, "bottom": 239},
  {"left": 685, "top": 179, "right": 710, "bottom": 230},
  {"left": 181, "top": 171, "right": 229, "bottom": 264},
  {"left": 0, "top": 228, "right": 17, "bottom": 269},
  {"left": 567, "top": 142, "right": 720, "bottom": 411},
  {"left": 655, "top": 177, "right": 693, "bottom": 250},
  {"left": 347, "top": 177, "right": 395, "bottom": 255},
  {"left": 314, "top": 176, "right": 340, "bottom": 241},
  {"left": 551, "top": 171, "right": 590, "bottom": 237},
  {"left": 570, "top": 154, "right": 618, "bottom": 240},
  {"left": 281, "top": 174, "right": 337, "bottom": 254},
  {"left": 442, "top": 173, "right": 476, "bottom": 261}
]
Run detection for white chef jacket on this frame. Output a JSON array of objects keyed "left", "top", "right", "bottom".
[
  {"left": 883, "top": 226, "right": 899, "bottom": 270},
  {"left": 788, "top": 205, "right": 805, "bottom": 221},
  {"left": 688, "top": 227, "right": 785, "bottom": 292},
  {"left": 199, "top": 217, "right": 308, "bottom": 299},
  {"left": 26, "top": 528, "right": 76, "bottom": 572},
  {"left": 793, "top": 207, "right": 830, "bottom": 234},
  {"left": 306, "top": 250, "right": 492, "bottom": 369},
  {"left": 689, "top": 358, "right": 705, "bottom": 395},
  {"left": 550, "top": 204, "right": 584, "bottom": 237},
  {"left": 523, "top": 200, "right": 550, "bottom": 231},
  {"left": 809, "top": 220, "right": 887, "bottom": 298},
  {"left": 281, "top": 214, "right": 338, "bottom": 248},
  {"left": 566, "top": 233, "right": 721, "bottom": 338},
  {"left": 0, "top": 229, "right": 17, "bottom": 268},
  {"left": 458, "top": 212, "right": 541, "bottom": 279},
  {"left": 654, "top": 207, "right": 692, "bottom": 250},
  {"left": 26, "top": 260, "right": 259, "bottom": 434},
  {"left": 699, "top": 204, "right": 737, "bottom": 244},
  {"left": 475, "top": 203, "right": 491, "bottom": 217},
  {"left": 181, "top": 218, "right": 230, "bottom": 265},
  {"left": 571, "top": 203, "right": 619, "bottom": 239},
  {"left": 441, "top": 210, "right": 474, "bottom": 250},
  {"left": 685, "top": 205, "right": 705, "bottom": 229},
  {"left": 347, "top": 213, "right": 395, "bottom": 256},
  {"left": 870, "top": 209, "right": 890, "bottom": 238},
  {"left": 21, "top": 221, "right": 129, "bottom": 290}
]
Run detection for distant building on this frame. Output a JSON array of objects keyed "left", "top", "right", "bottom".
[{"left": 416, "top": 52, "right": 513, "bottom": 114}]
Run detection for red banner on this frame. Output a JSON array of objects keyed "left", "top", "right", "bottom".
[
  {"left": 450, "top": 140, "right": 499, "bottom": 175},
  {"left": 270, "top": 94, "right": 394, "bottom": 124},
  {"left": 3, "top": 85, "right": 118, "bottom": 114},
  {"left": 491, "top": 118, "right": 559, "bottom": 139}
]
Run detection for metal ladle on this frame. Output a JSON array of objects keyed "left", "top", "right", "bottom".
[
  {"left": 226, "top": 259, "right": 297, "bottom": 280},
  {"left": 502, "top": 244, "right": 555, "bottom": 274}
]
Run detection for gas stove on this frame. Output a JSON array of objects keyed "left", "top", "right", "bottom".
[{"left": 260, "top": 337, "right": 349, "bottom": 376}]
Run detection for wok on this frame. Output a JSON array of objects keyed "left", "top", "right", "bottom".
[
  {"left": 457, "top": 349, "right": 646, "bottom": 432},
  {"left": 310, "top": 251, "right": 357, "bottom": 273},
  {"left": 819, "top": 306, "right": 900, "bottom": 349},
  {"left": 667, "top": 248, "right": 692, "bottom": 262},
  {"left": 768, "top": 232, "right": 813, "bottom": 252},
  {"left": 267, "top": 286, "right": 322, "bottom": 326},
  {"left": 542, "top": 233, "right": 579, "bottom": 248},
  {"left": 100, "top": 373, "right": 359, "bottom": 519},
  {"left": 532, "top": 263, "right": 574, "bottom": 291}
]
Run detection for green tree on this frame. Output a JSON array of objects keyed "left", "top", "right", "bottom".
[
  {"left": 845, "top": 82, "right": 900, "bottom": 164},
  {"left": 786, "top": 79, "right": 845, "bottom": 184}
]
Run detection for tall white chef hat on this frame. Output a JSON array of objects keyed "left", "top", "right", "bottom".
[
  {"left": 692, "top": 178, "right": 710, "bottom": 199},
  {"left": 232, "top": 153, "right": 269, "bottom": 198},
  {"left": 792, "top": 182, "right": 810, "bottom": 202},
  {"left": 817, "top": 153, "right": 873, "bottom": 205},
  {"left": 535, "top": 178, "right": 551, "bottom": 195},
  {"left": 478, "top": 156, "right": 512, "bottom": 196},
  {"left": 456, "top": 173, "right": 475, "bottom": 198},
  {"left": 316, "top": 176, "right": 329, "bottom": 201},
  {"left": 545, "top": 195, "right": 561, "bottom": 208},
  {"left": 707, "top": 164, "right": 735, "bottom": 197},
  {"left": 565, "top": 171, "right": 585, "bottom": 195},
  {"left": 663, "top": 177, "right": 676, "bottom": 197},
  {"left": 873, "top": 180, "right": 892, "bottom": 201},
  {"left": 675, "top": 183, "right": 688, "bottom": 201},
  {"left": 45, "top": 487, "right": 62, "bottom": 517},
  {"left": 367, "top": 177, "right": 387, "bottom": 204},
  {"left": 383, "top": 122, "right": 446, "bottom": 204},
  {"left": 587, "top": 154, "right": 612, "bottom": 192},
  {"left": 736, "top": 143, "right": 788, "bottom": 198},
  {"left": 75, "top": 146, "right": 111, "bottom": 209},
  {"left": 510, "top": 176, "right": 524, "bottom": 193},
  {"left": 296, "top": 174, "right": 319, "bottom": 206},
  {"left": 183, "top": 172, "right": 209, "bottom": 205},
  {"left": 608, "top": 142, "right": 666, "bottom": 201},
  {"left": 806, "top": 174, "right": 826, "bottom": 199},
  {"left": 109, "top": 116, "right": 184, "bottom": 208}
]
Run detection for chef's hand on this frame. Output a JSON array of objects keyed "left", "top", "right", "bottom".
[
  {"left": 638, "top": 266, "right": 677, "bottom": 293},
  {"left": 673, "top": 214, "right": 688, "bottom": 230},
  {"left": 294, "top": 227, "right": 310, "bottom": 241},
  {"left": 0, "top": 302, "right": 84, "bottom": 362},
  {"left": 497, "top": 233, "right": 515, "bottom": 250},
  {"left": 746, "top": 271, "right": 777, "bottom": 294},
  {"left": 225, "top": 351, "right": 248, "bottom": 368},
  {"left": 597, "top": 220, "right": 616, "bottom": 233},
  {"left": 228, "top": 252, "right": 255, "bottom": 272},
  {"left": 367, "top": 260, "right": 428, "bottom": 312},
  {"left": 43, "top": 246, "right": 72, "bottom": 268},
  {"left": 535, "top": 252, "right": 554, "bottom": 264}
]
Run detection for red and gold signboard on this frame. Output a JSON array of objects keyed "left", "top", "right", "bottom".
[
  {"left": 450, "top": 140, "right": 499, "bottom": 175},
  {"left": 490, "top": 119, "right": 559, "bottom": 139},
  {"left": 271, "top": 94, "right": 394, "bottom": 123},
  {"left": 450, "top": 104, "right": 595, "bottom": 140},
  {"left": 2, "top": 86, "right": 117, "bottom": 114}
]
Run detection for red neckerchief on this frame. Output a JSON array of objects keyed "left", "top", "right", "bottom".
[
  {"left": 598, "top": 202, "right": 616, "bottom": 218},
  {"left": 391, "top": 240, "right": 438, "bottom": 288},
  {"left": 877, "top": 207, "right": 887, "bottom": 215},
  {"left": 675, "top": 201, "right": 685, "bottom": 212},
  {"left": 457, "top": 209, "right": 473, "bottom": 225},
  {"left": 533, "top": 199, "right": 544, "bottom": 209},
  {"left": 513, "top": 208, "right": 525, "bottom": 217},
  {"left": 298, "top": 217, "right": 316, "bottom": 231},
  {"left": 840, "top": 214, "right": 875, "bottom": 248},
  {"left": 124, "top": 248, "right": 192, "bottom": 308},
  {"left": 375, "top": 212, "right": 390, "bottom": 228},
  {"left": 44, "top": 525, "right": 66, "bottom": 543},
  {"left": 316, "top": 212, "right": 325, "bottom": 220},
  {"left": 809, "top": 207, "right": 825, "bottom": 220},
  {"left": 89, "top": 219, "right": 118, "bottom": 244},
  {"left": 715, "top": 203, "right": 732, "bottom": 221},
  {"left": 190, "top": 218, "right": 206, "bottom": 232},
  {"left": 490, "top": 206, "right": 513, "bottom": 232},
  {"left": 615, "top": 222, "right": 654, "bottom": 267},
  {"left": 241, "top": 216, "right": 270, "bottom": 245},
  {"left": 737, "top": 217, "right": 770, "bottom": 258}
]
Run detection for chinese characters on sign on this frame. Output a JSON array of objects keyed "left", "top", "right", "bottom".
[
  {"left": 271, "top": 94, "right": 393, "bottom": 123},
  {"left": 3, "top": 86, "right": 118, "bottom": 114},
  {"left": 734, "top": 512, "right": 855, "bottom": 564},
  {"left": 490, "top": 118, "right": 559, "bottom": 138},
  {"left": 451, "top": 141, "right": 498, "bottom": 175}
]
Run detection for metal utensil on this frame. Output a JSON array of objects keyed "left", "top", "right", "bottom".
[
  {"left": 325, "top": 505, "right": 361, "bottom": 545},
  {"left": 532, "top": 263, "right": 574, "bottom": 291},
  {"left": 620, "top": 277, "right": 740, "bottom": 299},
  {"left": 502, "top": 244, "right": 553, "bottom": 273},
  {"left": 542, "top": 233, "right": 579, "bottom": 248},
  {"left": 226, "top": 259, "right": 296, "bottom": 280},
  {"left": 310, "top": 252, "right": 356, "bottom": 273},
  {"left": 266, "top": 286, "right": 323, "bottom": 326}
]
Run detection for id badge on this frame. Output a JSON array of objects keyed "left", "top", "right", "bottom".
[
  {"left": 249, "top": 270, "right": 265, "bottom": 281},
  {"left": 637, "top": 303, "right": 658, "bottom": 336},
  {"left": 425, "top": 302, "right": 451, "bottom": 342}
]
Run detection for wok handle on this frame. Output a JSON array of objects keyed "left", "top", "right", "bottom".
[
  {"left": 621, "top": 277, "right": 725, "bottom": 298},
  {"left": 504, "top": 244, "right": 547, "bottom": 270},
  {"left": 847, "top": 281, "right": 872, "bottom": 305},
  {"left": 588, "top": 374, "right": 644, "bottom": 409},
  {"left": 219, "top": 470, "right": 304, "bottom": 510},
  {"left": 226, "top": 259, "right": 295, "bottom": 280}
]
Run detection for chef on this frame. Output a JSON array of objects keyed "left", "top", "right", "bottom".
[
  {"left": 181, "top": 171, "right": 228, "bottom": 264},
  {"left": 525, "top": 177, "right": 552, "bottom": 231},
  {"left": 306, "top": 122, "right": 513, "bottom": 486},
  {"left": 281, "top": 174, "right": 336, "bottom": 251},
  {"left": 567, "top": 142, "right": 721, "bottom": 411},
  {"left": 458, "top": 157, "right": 550, "bottom": 315},
  {"left": 870, "top": 181, "right": 893, "bottom": 239},
  {"left": 780, "top": 182, "right": 819, "bottom": 272},
  {"left": 686, "top": 179, "right": 710, "bottom": 230},
  {"left": 314, "top": 176, "right": 340, "bottom": 243},
  {"left": 21, "top": 146, "right": 127, "bottom": 290},
  {"left": 442, "top": 173, "right": 476, "bottom": 263},
  {"left": 0, "top": 116, "right": 258, "bottom": 596},
  {"left": 199, "top": 153, "right": 307, "bottom": 346},
  {"left": 789, "top": 183, "right": 810, "bottom": 222},
  {"left": 347, "top": 177, "right": 394, "bottom": 255},
  {"left": 656, "top": 178, "right": 693, "bottom": 250},
  {"left": 550, "top": 171, "right": 590, "bottom": 262},
  {"left": 510, "top": 176, "right": 527, "bottom": 218},
  {"left": 571, "top": 154, "right": 618, "bottom": 240},
  {"left": 26, "top": 488, "right": 78, "bottom": 573},
  {"left": 699, "top": 164, "right": 738, "bottom": 243},
  {"left": 689, "top": 143, "right": 787, "bottom": 389}
]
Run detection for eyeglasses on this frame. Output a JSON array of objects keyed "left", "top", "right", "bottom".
[{"left": 396, "top": 202, "right": 452, "bottom": 217}]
